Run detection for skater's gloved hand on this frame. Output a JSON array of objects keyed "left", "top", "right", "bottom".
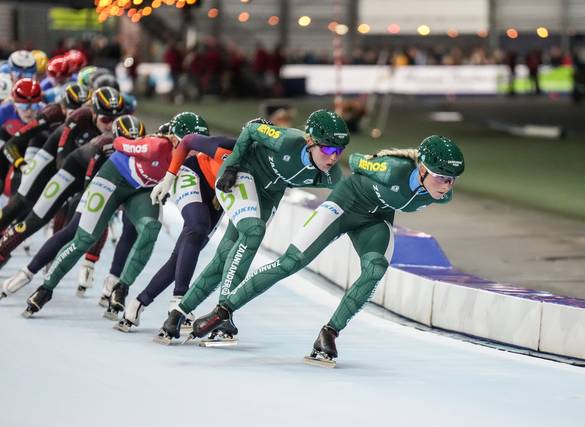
[
  {"left": 150, "top": 171, "right": 176, "bottom": 205},
  {"left": 216, "top": 166, "right": 238, "bottom": 193}
]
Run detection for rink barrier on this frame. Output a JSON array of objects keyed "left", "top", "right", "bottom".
[{"left": 259, "top": 190, "right": 585, "bottom": 361}]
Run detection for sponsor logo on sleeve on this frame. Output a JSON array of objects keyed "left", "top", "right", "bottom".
[
  {"left": 257, "top": 124, "right": 281, "bottom": 139},
  {"left": 358, "top": 159, "right": 388, "bottom": 172}
]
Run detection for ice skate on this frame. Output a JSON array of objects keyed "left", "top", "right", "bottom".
[
  {"left": 22, "top": 287, "right": 53, "bottom": 318},
  {"left": 1, "top": 267, "right": 33, "bottom": 298},
  {"left": 185, "top": 304, "right": 235, "bottom": 346},
  {"left": 153, "top": 308, "right": 185, "bottom": 345},
  {"left": 98, "top": 274, "right": 119, "bottom": 308},
  {"left": 197, "top": 319, "right": 239, "bottom": 347},
  {"left": 104, "top": 282, "right": 128, "bottom": 320},
  {"left": 76, "top": 260, "right": 95, "bottom": 297},
  {"left": 303, "top": 325, "right": 339, "bottom": 368},
  {"left": 180, "top": 312, "right": 195, "bottom": 331},
  {"left": 113, "top": 299, "right": 144, "bottom": 333}
]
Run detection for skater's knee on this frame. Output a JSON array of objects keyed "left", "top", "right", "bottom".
[
  {"left": 183, "top": 223, "right": 209, "bottom": 245},
  {"left": 360, "top": 252, "right": 389, "bottom": 282},
  {"left": 236, "top": 218, "right": 265, "bottom": 247},
  {"left": 75, "top": 229, "right": 99, "bottom": 253},
  {"left": 280, "top": 245, "right": 307, "bottom": 274}
]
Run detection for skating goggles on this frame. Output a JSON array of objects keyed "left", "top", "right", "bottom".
[
  {"left": 15, "top": 102, "right": 43, "bottom": 111},
  {"left": 425, "top": 168, "right": 458, "bottom": 185},
  {"left": 317, "top": 145, "right": 344, "bottom": 156}
]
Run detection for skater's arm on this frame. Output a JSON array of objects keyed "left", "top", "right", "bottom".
[
  {"left": 167, "top": 134, "right": 235, "bottom": 175},
  {"left": 113, "top": 135, "right": 171, "bottom": 162}
]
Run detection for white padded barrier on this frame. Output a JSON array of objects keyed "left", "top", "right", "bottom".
[
  {"left": 539, "top": 303, "right": 585, "bottom": 360},
  {"left": 384, "top": 268, "right": 435, "bottom": 326},
  {"left": 432, "top": 284, "right": 542, "bottom": 350}
]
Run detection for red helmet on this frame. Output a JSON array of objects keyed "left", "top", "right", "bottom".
[
  {"left": 12, "top": 78, "right": 42, "bottom": 103},
  {"left": 47, "top": 56, "right": 71, "bottom": 79},
  {"left": 65, "top": 49, "right": 87, "bottom": 73}
]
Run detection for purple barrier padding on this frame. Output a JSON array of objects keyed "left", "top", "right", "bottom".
[
  {"left": 398, "top": 266, "right": 585, "bottom": 309},
  {"left": 391, "top": 226, "right": 452, "bottom": 269}
]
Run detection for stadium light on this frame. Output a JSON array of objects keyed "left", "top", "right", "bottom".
[
  {"left": 238, "top": 12, "right": 250, "bottom": 22},
  {"left": 132, "top": 0, "right": 143, "bottom": 5},
  {"left": 358, "top": 24, "right": 370, "bottom": 34},
  {"left": 506, "top": 28, "right": 518, "bottom": 39},
  {"left": 142, "top": 6, "right": 152, "bottom": 15},
  {"left": 152, "top": 0, "right": 162, "bottom": 8},
  {"left": 477, "top": 29, "right": 488, "bottom": 38},
  {"left": 447, "top": 28, "right": 458, "bottom": 38},
  {"left": 536, "top": 27, "right": 549, "bottom": 38},
  {"left": 328, "top": 21, "right": 338, "bottom": 32},
  {"left": 335, "top": 24, "right": 349, "bottom": 35},
  {"left": 208, "top": 8, "right": 219, "bottom": 18},
  {"left": 268, "top": 15, "right": 280, "bottom": 26},
  {"left": 417, "top": 25, "right": 430, "bottom": 36},
  {"left": 298, "top": 16, "right": 311, "bottom": 27},
  {"left": 387, "top": 23, "right": 400, "bottom": 34}
]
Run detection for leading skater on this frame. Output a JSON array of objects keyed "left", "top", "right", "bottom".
[{"left": 190, "top": 135, "right": 465, "bottom": 364}]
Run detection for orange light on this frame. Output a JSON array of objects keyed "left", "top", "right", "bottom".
[
  {"left": 131, "top": 12, "right": 142, "bottom": 22},
  {"left": 208, "top": 8, "right": 219, "bottom": 18},
  {"left": 240, "top": 0, "right": 249, "bottom": 3},
  {"left": 268, "top": 15, "right": 279, "bottom": 26},
  {"left": 186, "top": 0, "right": 197, "bottom": 4},
  {"left": 447, "top": 28, "right": 459, "bottom": 38},
  {"left": 238, "top": 12, "right": 250, "bottom": 22},
  {"left": 117, "top": 0, "right": 130, "bottom": 6},
  {"left": 477, "top": 29, "right": 488, "bottom": 38},
  {"left": 387, "top": 23, "right": 400, "bottom": 34},
  {"left": 98, "top": 12, "right": 109, "bottom": 22},
  {"left": 98, "top": 0, "right": 111, "bottom": 7},
  {"left": 152, "top": 0, "right": 162, "bottom": 8},
  {"left": 506, "top": 28, "right": 518, "bottom": 39},
  {"left": 163, "top": 0, "right": 175, "bottom": 5},
  {"left": 358, "top": 24, "right": 370, "bottom": 34},
  {"left": 128, "top": 8, "right": 137, "bottom": 16},
  {"left": 110, "top": 5, "right": 120, "bottom": 15},
  {"left": 176, "top": 0, "right": 185, "bottom": 8},
  {"left": 142, "top": 6, "right": 152, "bottom": 15},
  {"left": 328, "top": 21, "right": 338, "bottom": 32}
]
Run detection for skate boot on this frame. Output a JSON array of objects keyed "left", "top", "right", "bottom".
[
  {"left": 98, "top": 274, "right": 119, "bottom": 308},
  {"left": 167, "top": 296, "right": 192, "bottom": 332},
  {"left": 1, "top": 267, "right": 33, "bottom": 299},
  {"left": 186, "top": 304, "right": 232, "bottom": 346},
  {"left": 22, "top": 286, "right": 53, "bottom": 318},
  {"left": 114, "top": 298, "right": 144, "bottom": 333},
  {"left": 103, "top": 282, "right": 128, "bottom": 321},
  {"left": 154, "top": 308, "right": 186, "bottom": 345},
  {"left": 304, "top": 325, "right": 339, "bottom": 368},
  {"left": 76, "top": 260, "right": 95, "bottom": 297}
]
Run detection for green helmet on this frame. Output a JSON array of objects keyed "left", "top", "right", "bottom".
[
  {"left": 305, "top": 109, "right": 349, "bottom": 147},
  {"left": 77, "top": 66, "right": 98, "bottom": 87},
  {"left": 169, "top": 112, "right": 209, "bottom": 138},
  {"left": 417, "top": 135, "right": 465, "bottom": 177}
]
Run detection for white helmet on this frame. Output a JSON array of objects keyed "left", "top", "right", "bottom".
[
  {"left": 8, "top": 50, "right": 36, "bottom": 77},
  {"left": 0, "top": 74, "right": 12, "bottom": 100}
]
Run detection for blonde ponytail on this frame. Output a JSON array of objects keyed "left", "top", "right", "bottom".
[{"left": 364, "top": 148, "right": 419, "bottom": 162}]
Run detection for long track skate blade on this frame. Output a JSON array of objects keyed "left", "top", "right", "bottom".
[
  {"left": 153, "top": 334, "right": 172, "bottom": 345},
  {"left": 103, "top": 309, "right": 119, "bottom": 321},
  {"left": 21, "top": 309, "right": 34, "bottom": 319},
  {"left": 198, "top": 338, "right": 238, "bottom": 348},
  {"left": 303, "top": 355, "right": 336, "bottom": 368},
  {"left": 113, "top": 321, "right": 131, "bottom": 333}
]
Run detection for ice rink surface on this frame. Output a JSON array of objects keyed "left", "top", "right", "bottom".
[{"left": 1, "top": 209, "right": 584, "bottom": 427}]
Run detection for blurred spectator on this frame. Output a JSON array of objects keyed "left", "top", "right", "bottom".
[
  {"left": 525, "top": 50, "right": 542, "bottom": 95},
  {"left": 163, "top": 40, "right": 183, "bottom": 102},
  {"left": 506, "top": 51, "right": 518, "bottom": 96}
]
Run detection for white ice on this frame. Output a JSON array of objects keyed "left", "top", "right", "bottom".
[{"left": 0, "top": 208, "right": 584, "bottom": 427}]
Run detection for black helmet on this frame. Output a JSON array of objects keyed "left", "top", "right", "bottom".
[
  {"left": 62, "top": 83, "right": 90, "bottom": 110},
  {"left": 91, "top": 87, "right": 125, "bottom": 117},
  {"left": 113, "top": 115, "right": 146, "bottom": 139}
]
